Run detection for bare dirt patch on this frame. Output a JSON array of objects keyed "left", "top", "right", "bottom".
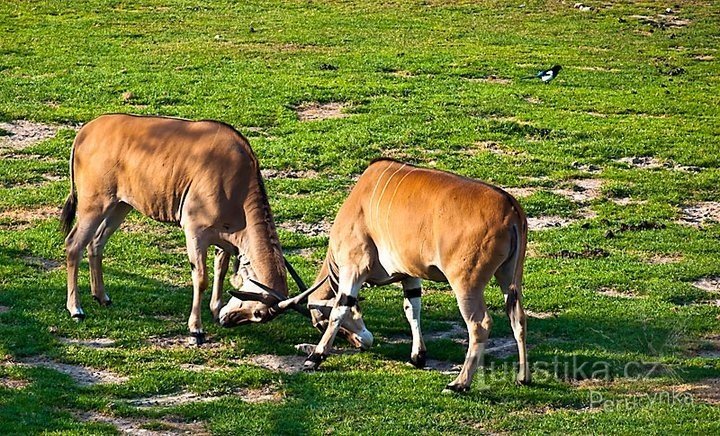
[
  {"left": 679, "top": 202, "right": 720, "bottom": 227},
  {"left": 470, "top": 140, "right": 523, "bottom": 156},
  {"left": 525, "top": 310, "right": 558, "bottom": 319},
  {"left": 552, "top": 179, "right": 603, "bottom": 203},
  {"left": 261, "top": 168, "right": 319, "bottom": 179},
  {"left": 390, "top": 70, "right": 414, "bottom": 78},
  {"left": 277, "top": 220, "right": 331, "bottom": 237},
  {"left": 0, "top": 305, "right": 9, "bottom": 313},
  {"left": 387, "top": 321, "right": 521, "bottom": 359},
  {"left": 0, "top": 205, "right": 60, "bottom": 230},
  {"left": 503, "top": 187, "right": 539, "bottom": 198},
  {"left": 645, "top": 253, "right": 683, "bottom": 264},
  {"left": 552, "top": 247, "right": 609, "bottom": 259},
  {"left": 693, "top": 55, "right": 714, "bottom": 61},
  {"left": 179, "top": 363, "right": 226, "bottom": 372},
  {"left": 692, "top": 277, "right": 720, "bottom": 293},
  {"left": 0, "top": 120, "right": 62, "bottom": 150},
  {"left": 245, "top": 354, "right": 307, "bottom": 374},
  {"left": 128, "top": 386, "right": 280, "bottom": 408},
  {"left": 147, "top": 335, "right": 229, "bottom": 350},
  {"left": 467, "top": 75, "right": 512, "bottom": 85},
  {"left": 610, "top": 198, "right": 646, "bottom": 206},
  {"left": 23, "top": 256, "right": 62, "bottom": 271},
  {"left": 663, "top": 379, "right": 720, "bottom": 405},
  {"left": 78, "top": 411, "right": 209, "bottom": 435},
  {"left": 630, "top": 14, "right": 691, "bottom": 29},
  {"left": 296, "top": 102, "right": 350, "bottom": 121},
  {"left": 617, "top": 156, "right": 701, "bottom": 172},
  {"left": 596, "top": 287, "right": 638, "bottom": 299},
  {"left": 524, "top": 96, "right": 542, "bottom": 104},
  {"left": 527, "top": 216, "right": 575, "bottom": 231},
  {"left": 423, "top": 359, "right": 461, "bottom": 374},
  {"left": 19, "top": 356, "right": 128, "bottom": 386},
  {"left": 1, "top": 376, "right": 29, "bottom": 390},
  {"left": 59, "top": 337, "right": 116, "bottom": 349}
]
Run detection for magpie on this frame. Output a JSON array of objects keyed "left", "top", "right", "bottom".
[{"left": 524, "top": 65, "right": 562, "bottom": 83}]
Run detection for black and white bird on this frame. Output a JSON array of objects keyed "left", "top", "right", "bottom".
[{"left": 524, "top": 65, "right": 562, "bottom": 83}]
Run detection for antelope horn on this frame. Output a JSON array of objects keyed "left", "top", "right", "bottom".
[
  {"left": 284, "top": 256, "right": 308, "bottom": 291},
  {"left": 276, "top": 276, "right": 329, "bottom": 311}
]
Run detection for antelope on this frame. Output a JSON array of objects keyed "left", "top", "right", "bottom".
[
  {"left": 60, "top": 114, "right": 310, "bottom": 344},
  {"left": 227, "top": 158, "right": 530, "bottom": 392}
]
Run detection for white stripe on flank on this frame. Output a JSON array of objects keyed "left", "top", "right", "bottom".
[
  {"left": 374, "top": 164, "right": 407, "bottom": 228},
  {"left": 368, "top": 163, "right": 396, "bottom": 224},
  {"left": 385, "top": 167, "right": 417, "bottom": 236}
]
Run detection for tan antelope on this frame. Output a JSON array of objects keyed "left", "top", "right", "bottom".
[
  {"left": 60, "top": 114, "right": 311, "bottom": 344},
  {"left": 224, "top": 158, "right": 530, "bottom": 392}
]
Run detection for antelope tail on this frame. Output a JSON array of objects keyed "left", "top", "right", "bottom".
[
  {"left": 60, "top": 141, "right": 77, "bottom": 236},
  {"left": 505, "top": 220, "right": 527, "bottom": 315}
]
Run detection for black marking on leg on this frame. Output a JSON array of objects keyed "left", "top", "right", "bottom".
[
  {"left": 403, "top": 287, "right": 422, "bottom": 299},
  {"left": 303, "top": 352, "right": 326, "bottom": 370},
  {"left": 189, "top": 262, "right": 196, "bottom": 271},
  {"left": 92, "top": 295, "right": 112, "bottom": 307},
  {"left": 410, "top": 349, "right": 427, "bottom": 369},
  {"left": 444, "top": 383, "right": 469, "bottom": 393},
  {"left": 337, "top": 294, "right": 358, "bottom": 307},
  {"left": 70, "top": 311, "right": 85, "bottom": 322},
  {"left": 188, "top": 331, "right": 205, "bottom": 346}
]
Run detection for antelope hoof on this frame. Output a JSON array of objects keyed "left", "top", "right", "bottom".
[
  {"left": 516, "top": 374, "right": 532, "bottom": 386},
  {"left": 69, "top": 308, "right": 85, "bottom": 322},
  {"left": 410, "top": 350, "right": 427, "bottom": 369},
  {"left": 93, "top": 295, "right": 112, "bottom": 307},
  {"left": 188, "top": 332, "right": 205, "bottom": 346},
  {"left": 442, "top": 383, "right": 469, "bottom": 394},
  {"left": 303, "top": 352, "right": 326, "bottom": 371}
]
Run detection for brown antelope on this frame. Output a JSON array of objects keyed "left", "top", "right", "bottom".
[
  {"left": 60, "top": 114, "right": 310, "bottom": 344},
  {"left": 226, "top": 158, "right": 530, "bottom": 392}
]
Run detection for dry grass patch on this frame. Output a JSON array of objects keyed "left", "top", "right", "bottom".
[{"left": 296, "top": 102, "right": 350, "bottom": 121}]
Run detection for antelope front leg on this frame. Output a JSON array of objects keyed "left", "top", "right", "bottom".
[
  {"left": 185, "top": 232, "right": 209, "bottom": 345},
  {"left": 211, "top": 248, "right": 231, "bottom": 322},
  {"left": 402, "top": 277, "right": 426, "bottom": 368},
  {"left": 304, "top": 268, "right": 363, "bottom": 370}
]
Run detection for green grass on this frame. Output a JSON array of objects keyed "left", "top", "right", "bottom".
[{"left": 1, "top": 0, "right": 719, "bottom": 434}]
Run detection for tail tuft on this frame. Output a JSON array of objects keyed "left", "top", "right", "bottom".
[
  {"left": 505, "top": 284, "right": 518, "bottom": 315},
  {"left": 60, "top": 191, "right": 77, "bottom": 236}
]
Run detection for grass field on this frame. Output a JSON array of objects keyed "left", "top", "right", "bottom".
[{"left": 1, "top": 0, "right": 719, "bottom": 434}]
